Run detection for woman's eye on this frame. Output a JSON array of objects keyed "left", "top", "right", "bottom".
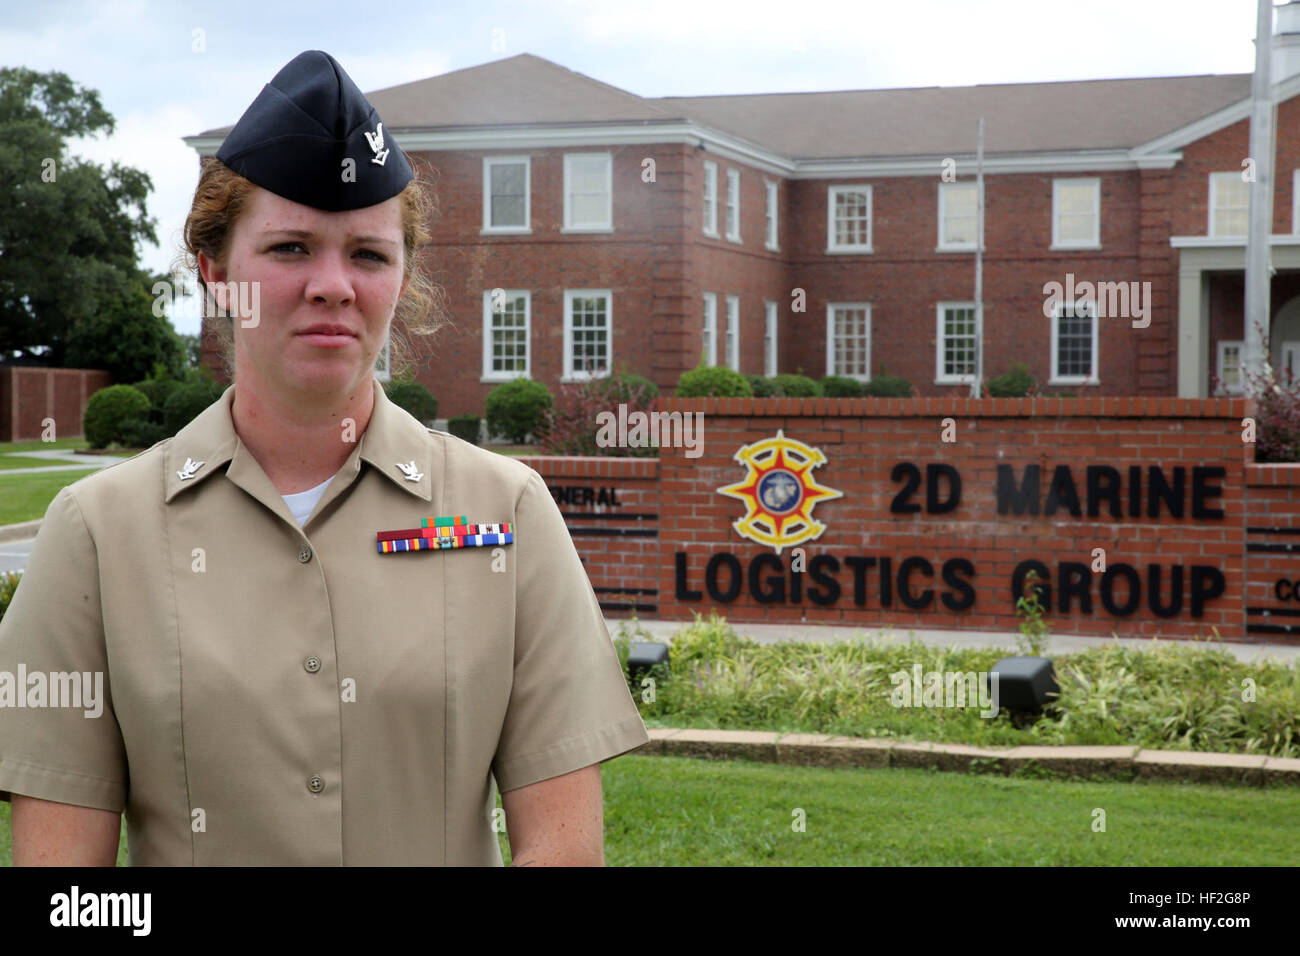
[{"left": 268, "top": 243, "right": 386, "bottom": 263}]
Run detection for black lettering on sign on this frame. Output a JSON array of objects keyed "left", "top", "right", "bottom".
[
  {"left": 749, "top": 554, "right": 785, "bottom": 603},
  {"left": 997, "top": 465, "right": 1040, "bottom": 515},
  {"left": 890, "top": 462, "right": 922, "bottom": 514},
  {"left": 926, "top": 463, "right": 960, "bottom": 513}
]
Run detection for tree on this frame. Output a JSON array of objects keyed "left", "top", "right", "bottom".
[
  {"left": 0, "top": 67, "right": 160, "bottom": 366},
  {"left": 63, "top": 271, "right": 185, "bottom": 383}
]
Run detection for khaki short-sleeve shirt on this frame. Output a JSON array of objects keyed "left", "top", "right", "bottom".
[{"left": 0, "top": 380, "right": 649, "bottom": 864}]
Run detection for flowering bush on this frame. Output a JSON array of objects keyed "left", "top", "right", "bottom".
[
  {"left": 1244, "top": 357, "right": 1300, "bottom": 463},
  {"left": 536, "top": 374, "right": 659, "bottom": 457}
]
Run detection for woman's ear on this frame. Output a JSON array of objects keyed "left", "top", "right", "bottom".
[{"left": 197, "top": 251, "right": 230, "bottom": 313}]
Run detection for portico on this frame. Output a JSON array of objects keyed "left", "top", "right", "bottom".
[{"left": 1173, "top": 237, "right": 1300, "bottom": 396}]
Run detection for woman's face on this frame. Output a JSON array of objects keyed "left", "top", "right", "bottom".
[{"left": 202, "top": 187, "right": 408, "bottom": 403}]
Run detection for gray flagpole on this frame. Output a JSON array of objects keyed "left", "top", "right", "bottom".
[
  {"left": 1245, "top": 0, "right": 1276, "bottom": 398},
  {"left": 973, "top": 117, "right": 985, "bottom": 398}
]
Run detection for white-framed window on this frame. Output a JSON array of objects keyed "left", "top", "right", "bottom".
[
  {"left": 725, "top": 168, "right": 741, "bottom": 242},
  {"left": 1052, "top": 178, "right": 1100, "bottom": 248},
  {"left": 765, "top": 180, "right": 779, "bottom": 250},
  {"left": 936, "top": 302, "right": 977, "bottom": 384},
  {"left": 827, "top": 185, "right": 872, "bottom": 252},
  {"left": 938, "top": 182, "right": 978, "bottom": 250},
  {"left": 702, "top": 292, "right": 717, "bottom": 366},
  {"left": 764, "top": 300, "right": 777, "bottom": 376},
  {"left": 1210, "top": 171, "right": 1249, "bottom": 238},
  {"left": 702, "top": 161, "right": 718, "bottom": 237},
  {"left": 481, "top": 289, "right": 530, "bottom": 381},
  {"left": 482, "top": 156, "right": 530, "bottom": 233},
  {"left": 1216, "top": 340, "right": 1245, "bottom": 394},
  {"left": 724, "top": 294, "right": 740, "bottom": 370},
  {"left": 374, "top": 328, "right": 391, "bottom": 383},
  {"left": 1049, "top": 300, "right": 1098, "bottom": 384},
  {"left": 1285, "top": 342, "right": 1300, "bottom": 384},
  {"left": 563, "top": 289, "right": 611, "bottom": 379},
  {"left": 563, "top": 153, "right": 612, "bottom": 231},
  {"left": 826, "top": 303, "right": 871, "bottom": 379}
]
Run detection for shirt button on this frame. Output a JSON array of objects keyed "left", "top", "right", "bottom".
[
  {"left": 298, "top": 544, "right": 312, "bottom": 563},
  {"left": 308, "top": 774, "right": 324, "bottom": 794},
  {"left": 304, "top": 656, "right": 321, "bottom": 674}
]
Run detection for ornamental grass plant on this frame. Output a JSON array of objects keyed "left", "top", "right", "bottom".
[{"left": 614, "top": 611, "right": 1300, "bottom": 759}]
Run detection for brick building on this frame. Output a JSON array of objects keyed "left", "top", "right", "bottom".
[{"left": 186, "top": 14, "right": 1300, "bottom": 418}]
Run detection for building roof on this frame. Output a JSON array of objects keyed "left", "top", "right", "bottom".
[{"left": 196, "top": 53, "right": 1252, "bottom": 159}]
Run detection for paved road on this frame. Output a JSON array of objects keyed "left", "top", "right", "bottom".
[{"left": 0, "top": 538, "right": 33, "bottom": 575}]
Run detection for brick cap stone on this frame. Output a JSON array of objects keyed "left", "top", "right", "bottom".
[
  {"left": 637, "top": 729, "right": 1295, "bottom": 785},
  {"left": 1134, "top": 750, "right": 1268, "bottom": 768}
]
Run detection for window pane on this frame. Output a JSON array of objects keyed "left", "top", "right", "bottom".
[
  {"left": 1058, "top": 183, "right": 1095, "bottom": 213},
  {"left": 832, "top": 307, "right": 868, "bottom": 376},
  {"left": 489, "top": 163, "right": 526, "bottom": 227},
  {"left": 942, "top": 307, "right": 976, "bottom": 376},
  {"left": 569, "top": 295, "right": 609, "bottom": 374},
  {"left": 1057, "top": 304, "right": 1092, "bottom": 377},
  {"left": 834, "top": 190, "right": 869, "bottom": 246}
]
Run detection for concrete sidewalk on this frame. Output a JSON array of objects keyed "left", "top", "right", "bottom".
[
  {"left": 606, "top": 616, "right": 1300, "bottom": 665},
  {"left": 0, "top": 449, "right": 128, "bottom": 476}
]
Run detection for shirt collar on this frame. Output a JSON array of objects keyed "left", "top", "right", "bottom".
[{"left": 164, "top": 379, "right": 434, "bottom": 505}]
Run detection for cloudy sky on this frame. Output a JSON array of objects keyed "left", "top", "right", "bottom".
[{"left": 1, "top": 0, "right": 1263, "bottom": 336}]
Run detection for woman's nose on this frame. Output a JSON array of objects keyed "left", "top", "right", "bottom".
[{"left": 303, "top": 249, "right": 355, "bottom": 307}]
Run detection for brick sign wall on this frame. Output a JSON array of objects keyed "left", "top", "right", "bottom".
[
  {"left": 518, "top": 456, "right": 660, "bottom": 614},
  {"left": 525, "top": 396, "right": 1300, "bottom": 646},
  {"left": 0, "top": 367, "right": 114, "bottom": 442}
]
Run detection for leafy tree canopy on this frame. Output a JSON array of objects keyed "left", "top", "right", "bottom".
[{"left": 0, "top": 66, "right": 170, "bottom": 371}]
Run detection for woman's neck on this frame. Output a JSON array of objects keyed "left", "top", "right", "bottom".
[{"left": 230, "top": 380, "right": 375, "bottom": 494}]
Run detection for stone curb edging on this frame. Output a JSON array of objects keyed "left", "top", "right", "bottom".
[
  {"left": 638, "top": 729, "right": 1300, "bottom": 786},
  {"left": 0, "top": 520, "right": 41, "bottom": 545}
]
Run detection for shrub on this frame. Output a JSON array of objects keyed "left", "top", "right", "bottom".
[
  {"left": 770, "top": 373, "right": 821, "bottom": 397},
  {"left": 747, "top": 375, "right": 778, "bottom": 397},
  {"left": 385, "top": 380, "right": 439, "bottom": 424},
  {"left": 131, "top": 377, "right": 181, "bottom": 425},
  {"left": 1245, "top": 359, "right": 1300, "bottom": 463},
  {"left": 448, "top": 414, "right": 481, "bottom": 445},
  {"left": 820, "top": 375, "right": 863, "bottom": 398},
  {"left": 594, "top": 367, "right": 659, "bottom": 406},
  {"left": 676, "top": 366, "right": 753, "bottom": 398},
  {"left": 538, "top": 378, "right": 658, "bottom": 458},
  {"left": 119, "top": 418, "right": 172, "bottom": 449},
  {"left": 163, "top": 382, "right": 224, "bottom": 435},
  {"left": 0, "top": 570, "right": 19, "bottom": 626},
  {"left": 486, "top": 378, "right": 553, "bottom": 443},
  {"left": 83, "top": 385, "right": 151, "bottom": 449},
  {"left": 862, "top": 374, "right": 915, "bottom": 397},
  {"left": 986, "top": 362, "right": 1037, "bottom": 398}
]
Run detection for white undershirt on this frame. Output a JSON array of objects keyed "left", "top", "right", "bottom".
[{"left": 281, "top": 475, "right": 334, "bottom": 527}]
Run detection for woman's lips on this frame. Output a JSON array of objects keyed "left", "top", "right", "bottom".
[{"left": 297, "top": 329, "right": 356, "bottom": 347}]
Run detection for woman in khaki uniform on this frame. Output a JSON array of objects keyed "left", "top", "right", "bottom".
[{"left": 0, "top": 50, "right": 649, "bottom": 865}]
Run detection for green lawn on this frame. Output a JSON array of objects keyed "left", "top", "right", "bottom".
[
  {"left": 5, "top": 754, "right": 1296, "bottom": 865},
  {"left": 0, "top": 469, "right": 100, "bottom": 524}
]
